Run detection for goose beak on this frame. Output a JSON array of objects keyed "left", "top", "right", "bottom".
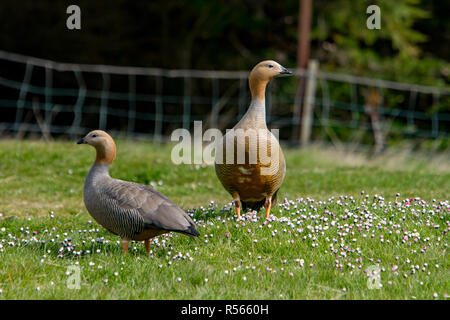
[
  {"left": 280, "top": 67, "right": 292, "bottom": 75},
  {"left": 77, "top": 138, "right": 86, "bottom": 144}
]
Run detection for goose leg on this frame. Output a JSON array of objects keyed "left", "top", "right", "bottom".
[
  {"left": 144, "top": 239, "right": 150, "bottom": 254},
  {"left": 232, "top": 193, "right": 241, "bottom": 219},
  {"left": 121, "top": 239, "right": 129, "bottom": 255},
  {"left": 234, "top": 200, "right": 241, "bottom": 219},
  {"left": 264, "top": 197, "right": 272, "bottom": 219}
]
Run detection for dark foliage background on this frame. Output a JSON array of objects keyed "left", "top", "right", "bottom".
[{"left": 0, "top": 0, "right": 448, "bottom": 82}]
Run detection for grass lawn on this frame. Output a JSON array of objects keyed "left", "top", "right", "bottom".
[{"left": 0, "top": 139, "right": 448, "bottom": 299}]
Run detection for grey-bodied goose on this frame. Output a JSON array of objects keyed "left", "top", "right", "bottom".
[
  {"left": 77, "top": 130, "right": 199, "bottom": 254},
  {"left": 215, "top": 60, "right": 292, "bottom": 219}
]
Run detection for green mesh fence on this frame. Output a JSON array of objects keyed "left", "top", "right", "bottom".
[{"left": 0, "top": 50, "right": 449, "bottom": 150}]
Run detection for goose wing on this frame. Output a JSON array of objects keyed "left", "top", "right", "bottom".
[{"left": 100, "top": 180, "right": 199, "bottom": 237}]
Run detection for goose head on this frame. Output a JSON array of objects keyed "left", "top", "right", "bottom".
[
  {"left": 249, "top": 60, "right": 292, "bottom": 101},
  {"left": 77, "top": 130, "right": 117, "bottom": 165},
  {"left": 250, "top": 60, "right": 292, "bottom": 81}
]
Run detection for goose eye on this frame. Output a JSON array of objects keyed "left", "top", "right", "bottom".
[{"left": 268, "top": 64, "right": 274, "bottom": 68}]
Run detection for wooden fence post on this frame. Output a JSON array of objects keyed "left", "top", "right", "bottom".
[{"left": 300, "top": 59, "right": 318, "bottom": 146}]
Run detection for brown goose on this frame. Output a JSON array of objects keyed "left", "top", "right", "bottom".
[
  {"left": 77, "top": 130, "right": 199, "bottom": 254},
  {"left": 215, "top": 60, "right": 291, "bottom": 219}
]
